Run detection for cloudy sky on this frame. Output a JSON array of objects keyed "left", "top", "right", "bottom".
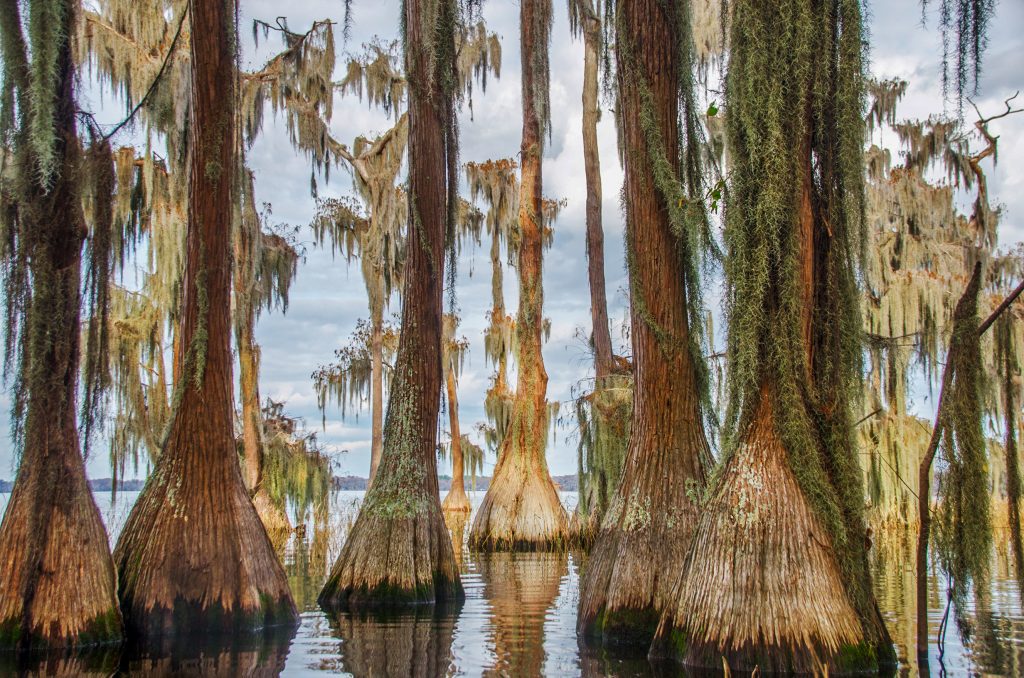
[{"left": 3, "top": 0, "right": 1024, "bottom": 483}]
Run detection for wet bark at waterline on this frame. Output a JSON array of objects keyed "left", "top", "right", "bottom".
[
  {"left": 469, "top": 0, "right": 568, "bottom": 551},
  {"left": 112, "top": 0, "right": 297, "bottom": 639},
  {"left": 0, "top": 0, "right": 122, "bottom": 650},
  {"left": 317, "top": 0, "right": 463, "bottom": 607},
  {"left": 576, "top": 0, "right": 710, "bottom": 648}
]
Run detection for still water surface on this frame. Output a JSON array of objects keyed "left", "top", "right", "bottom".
[{"left": 1, "top": 489, "right": 1023, "bottom": 675}]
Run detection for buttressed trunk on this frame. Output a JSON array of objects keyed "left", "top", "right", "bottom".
[
  {"left": 442, "top": 365, "right": 471, "bottom": 513},
  {"left": 577, "top": 0, "right": 709, "bottom": 648},
  {"left": 113, "top": 0, "right": 297, "bottom": 638},
  {"left": 652, "top": 0, "right": 894, "bottom": 670},
  {"left": 0, "top": 0, "right": 122, "bottom": 649},
  {"left": 317, "top": 0, "right": 462, "bottom": 607},
  {"left": 469, "top": 0, "right": 567, "bottom": 551},
  {"left": 235, "top": 226, "right": 291, "bottom": 541}
]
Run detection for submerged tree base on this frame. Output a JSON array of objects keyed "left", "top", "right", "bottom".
[
  {"left": 0, "top": 453, "right": 122, "bottom": 650},
  {"left": 114, "top": 459, "right": 298, "bottom": 640},
  {"left": 469, "top": 464, "right": 567, "bottom": 551},
  {"left": 319, "top": 494, "right": 464, "bottom": 608},
  {"left": 441, "top": 487, "right": 472, "bottom": 515},
  {"left": 651, "top": 405, "right": 887, "bottom": 674}
]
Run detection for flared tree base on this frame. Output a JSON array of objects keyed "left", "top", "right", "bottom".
[
  {"left": 468, "top": 462, "right": 567, "bottom": 551},
  {"left": 441, "top": 486, "right": 472, "bottom": 515},
  {"left": 0, "top": 455, "right": 122, "bottom": 650},
  {"left": 319, "top": 497, "right": 464, "bottom": 608},
  {"left": 577, "top": 484, "right": 701, "bottom": 650},
  {"left": 114, "top": 451, "right": 297, "bottom": 640},
  {"left": 651, "top": 409, "right": 883, "bottom": 674}
]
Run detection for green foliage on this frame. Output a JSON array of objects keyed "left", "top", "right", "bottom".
[
  {"left": 722, "top": 0, "right": 873, "bottom": 623},
  {"left": 575, "top": 374, "right": 633, "bottom": 519},
  {"left": 312, "top": 318, "right": 400, "bottom": 425},
  {"left": 260, "top": 399, "right": 333, "bottom": 523},
  {"left": 934, "top": 267, "right": 990, "bottom": 639}
]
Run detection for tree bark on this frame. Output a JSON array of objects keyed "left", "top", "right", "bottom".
[
  {"left": 0, "top": 0, "right": 122, "bottom": 650},
  {"left": 234, "top": 229, "right": 292, "bottom": 541},
  {"left": 369, "top": 313, "right": 384, "bottom": 485},
  {"left": 113, "top": 0, "right": 297, "bottom": 639},
  {"left": 469, "top": 0, "right": 567, "bottom": 550},
  {"left": 577, "top": 0, "right": 709, "bottom": 648},
  {"left": 318, "top": 0, "right": 462, "bottom": 607},
  {"left": 653, "top": 0, "right": 893, "bottom": 666},
  {"left": 580, "top": 4, "right": 614, "bottom": 381},
  {"left": 441, "top": 366, "right": 471, "bottom": 513}
]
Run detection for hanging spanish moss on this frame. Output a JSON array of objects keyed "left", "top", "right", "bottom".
[
  {"left": 466, "top": 158, "right": 519, "bottom": 451},
  {"left": 578, "top": 0, "right": 716, "bottom": 649},
  {"left": 933, "top": 267, "right": 990, "bottom": 639},
  {"left": 653, "top": 0, "right": 895, "bottom": 670},
  {"left": 0, "top": 0, "right": 122, "bottom": 649},
  {"left": 921, "top": 0, "right": 997, "bottom": 107}
]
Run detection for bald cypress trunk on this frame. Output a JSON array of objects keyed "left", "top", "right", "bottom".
[
  {"left": 576, "top": 0, "right": 709, "bottom": 648},
  {"left": 469, "top": 0, "right": 567, "bottom": 551},
  {"left": 317, "top": 0, "right": 463, "bottom": 607},
  {"left": 0, "top": 0, "right": 122, "bottom": 650},
  {"left": 235, "top": 229, "right": 291, "bottom": 542},
  {"left": 369, "top": 316, "right": 384, "bottom": 485},
  {"left": 441, "top": 367, "right": 471, "bottom": 514},
  {"left": 652, "top": 0, "right": 894, "bottom": 670},
  {"left": 113, "top": 0, "right": 297, "bottom": 638},
  {"left": 579, "top": 3, "right": 613, "bottom": 381}
]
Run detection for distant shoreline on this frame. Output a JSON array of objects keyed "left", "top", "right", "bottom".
[{"left": 0, "top": 474, "right": 580, "bottom": 494}]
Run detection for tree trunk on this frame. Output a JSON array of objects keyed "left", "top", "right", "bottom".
[
  {"left": 235, "top": 235, "right": 292, "bottom": 541},
  {"left": 656, "top": 392, "right": 868, "bottom": 673},
  {"left": 577, "top": 0, "right": 709, "bottom": 647},
  {"left": 652, "top": 0, "right": 893, "bottom": 664},
  {"left": 369, "top": 313, "right": 384, "bottom": 485},
  {"left": 580, "top": 6, "right": 613, "bottom": 382},
  {"left": 470, "top": 0, "right": 567, "bottom": 551},
  {"left": 442, "top": 366, "right": 471, "bottom": 513},
  {"left": 0, "top": 0, "right": 122, "bottom": 649},
  {"left": 317, "top": 0, "right": 463, "bottom": 607},
  {"left": 113, "top": 0, "right": 297, "bottom": 639}
]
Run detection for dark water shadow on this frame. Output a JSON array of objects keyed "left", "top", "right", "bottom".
[
  {"left": 0, "top": 644, "right": 121, "bottom": 676},
  {"left": 117, "top": 624, "right": 296, "bottom": 676},
  {"left": 323, "top": 602, "right": 463, "bottom": 677}
]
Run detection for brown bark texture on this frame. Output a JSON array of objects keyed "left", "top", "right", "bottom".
[
  {"left": 654, "top": 21, "right": 893, "bottom": 666},
  {"left": 441, "top": 366, "right": 471, "bottom": 513},
  {"left": 369, "top": 317, "right": 384, "bottom": 485},
  {"left": 234, "top": 224, "right": 291, "bottom": 539},
  {"left": 576, "top": 0, "right": 709, "bottom": 648},
  {"left": 0, "top": 0, "right": 122, "bottom": 650},
  {"left": 469, "top": 0, "right": 567, "bottom": 551},
  {"left": 579, "top": 1, "right": 614, "bottom": 381},
  {"left": 654, "top": 394, "right": 865, "bottom": 673},
  {"left": 317, "top": 0, "right": 462, "bottom": 607},
  {"left": 113, "top": 0, "right": 297, "bottom": 639}
]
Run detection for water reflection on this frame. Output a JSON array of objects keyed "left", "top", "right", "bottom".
[
  {"left": 3, "top": 490, "right": 1024, "bottom": 675},
  {"left": 118, "top": 628, "right": 294, "bottom": 676}
]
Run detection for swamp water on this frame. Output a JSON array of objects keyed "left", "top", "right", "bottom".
[{"left": 1, "top": 490, "right": 1023, "bottom": 676}]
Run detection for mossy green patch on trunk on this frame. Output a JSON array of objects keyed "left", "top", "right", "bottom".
[{"left": 0, "top": 607, "right": 122, "bottom": 651}]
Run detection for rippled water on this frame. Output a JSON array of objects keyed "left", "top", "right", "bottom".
[{"left": 2, "top": 489, "right": 1023, "bottom": 675}]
